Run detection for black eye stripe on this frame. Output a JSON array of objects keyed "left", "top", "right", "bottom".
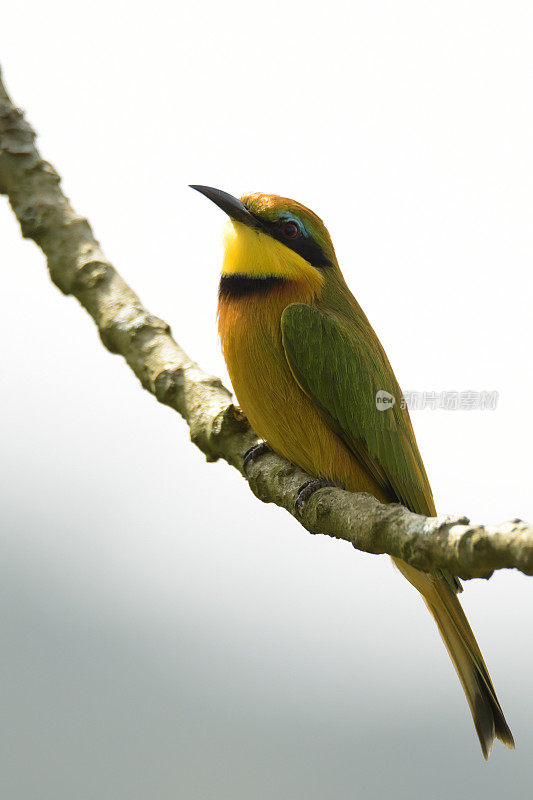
[
  {"left": 247, "top": 211, "right": 331, "bottom": 269},
  {"left": 286, "top": 236, "right": 331, "bottom": 268},
  {"left": 272, "top": 225, "right": 331, "bottom": 268}
]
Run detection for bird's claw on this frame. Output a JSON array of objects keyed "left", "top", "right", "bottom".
[
  {"left": 243, "top": 441, "right": 270, "bottom": 472},
  {"left": 295, "top": 478, "right": 336, "bottom": 516}
]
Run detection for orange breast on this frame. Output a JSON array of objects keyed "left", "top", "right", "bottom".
[{"left": 218, "top": 282, "right": 391, "bottom": 500}]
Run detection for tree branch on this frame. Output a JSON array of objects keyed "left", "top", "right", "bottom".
[{"left": 1, "top": 67, "right": 531, "bottom": 581}]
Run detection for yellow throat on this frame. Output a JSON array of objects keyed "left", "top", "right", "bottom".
[{"left": 222, "top": 220, "right": 325, "bottom": 295}]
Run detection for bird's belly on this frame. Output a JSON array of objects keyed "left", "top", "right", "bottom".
[{"left": 221, "top": 307, "right": 389, "bottom": 500}]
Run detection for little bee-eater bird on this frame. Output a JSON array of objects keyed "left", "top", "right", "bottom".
[{"left": 191, "top": 185, "right": 514, "bottom": 759}]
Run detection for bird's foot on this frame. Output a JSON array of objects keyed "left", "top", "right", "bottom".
[
  {"left": 295, "top": 478, "right": 336, "bottom": 516},
  {"left": 243, "top": 441, "right": 271, "bottom": 472}
]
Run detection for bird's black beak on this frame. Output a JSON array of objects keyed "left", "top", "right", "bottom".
[{"left": 189, "top": 185, "right": 262, "bottom": 230}]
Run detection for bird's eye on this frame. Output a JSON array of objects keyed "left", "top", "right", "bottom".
[{"left": 282, "top": 221, "right": 299, "bottom": 239}]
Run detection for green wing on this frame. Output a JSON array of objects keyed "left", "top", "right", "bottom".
[{"left": 281, "top": 303, "right": 436, "bottom": 517}]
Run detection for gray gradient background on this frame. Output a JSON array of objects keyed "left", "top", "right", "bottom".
[{"left": 1, "top": 2, "right": 532, "bottom": 798}]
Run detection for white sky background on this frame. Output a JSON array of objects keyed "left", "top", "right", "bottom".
[{"left": 1, "top": 2, "right": 532, "bottom": 798}]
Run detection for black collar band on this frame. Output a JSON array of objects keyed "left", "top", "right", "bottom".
[{"left": 218, "top": 274, "right": 287, "bottom": 299}]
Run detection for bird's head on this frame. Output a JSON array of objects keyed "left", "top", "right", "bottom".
[{"left": 190, "top": 186, "right": 339, "bottom": 296}]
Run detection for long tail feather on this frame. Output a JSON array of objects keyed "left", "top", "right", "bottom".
[{"left": 393, "top": 557, "right": 514, "bottom": 759}]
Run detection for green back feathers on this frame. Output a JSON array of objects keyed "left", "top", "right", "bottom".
[{"left": 281, "top": 303, "right": 436, "bottom": 517}]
